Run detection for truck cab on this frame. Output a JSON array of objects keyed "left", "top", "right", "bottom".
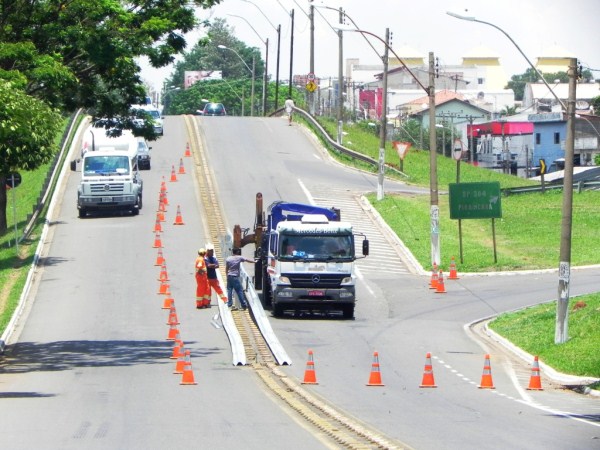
[
  {"left": 260, "top": 203, "right": 368, "bottom": 319},
  {"left": 74, "top": 126, "right": 143, "bottom": 218}
]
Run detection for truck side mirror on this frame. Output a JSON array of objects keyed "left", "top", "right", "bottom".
[
  {"left": 70, "top": 159, "right": 77, "bottom": 171},
  {"left": 362, "top": 239, "right": 369, "bottom": 256}
]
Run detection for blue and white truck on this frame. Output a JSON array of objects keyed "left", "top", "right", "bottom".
[{"left": 234, "top": 193, "right": 369, "bottom": 319}]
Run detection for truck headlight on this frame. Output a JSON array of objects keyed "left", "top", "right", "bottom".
[
  {"left": 340, "top": 276, "right": 353, "bottom": 285},
  {"left": 278, "top": 276, "right": 291, "bottom": 285}
]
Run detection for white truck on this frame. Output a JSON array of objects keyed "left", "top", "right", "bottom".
[
  {"left": 234, "top": 193, "right": 369, "bottom": 319},
  {"left": 73, "top": 126, "right": 143, "bottom": 218}
]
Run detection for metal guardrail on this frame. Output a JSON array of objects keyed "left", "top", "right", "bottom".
[
  {"left": 272, "top": 107, "right": 407, "bottom": 177},
  {"left": 502, "top": 180, "right": 600, "bottom": 195}
]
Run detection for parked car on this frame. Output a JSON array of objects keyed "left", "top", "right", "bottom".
[
  {"left": 202, "top": 102, "right": 227, "bottom": 116},
  {"left": 136, "top": 138, "right": 152, "bottom": 170}
]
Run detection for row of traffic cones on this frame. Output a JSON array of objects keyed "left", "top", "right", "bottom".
[
  {"left": 155, "top": 151, "right": 198, "bottom": 386},
  {"left": 429, "top": 256, "right": 460, "bottom": 294},
  {"left": 301, "top": 350, "right": 544, "bottom": 390}
]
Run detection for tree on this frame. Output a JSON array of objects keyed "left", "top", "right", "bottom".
[
  {"left": 164, "top": 18, "right": 265, "bottom": 115},
  {"left": 0, "top": 81, "right": 62, "bottom": 233},
  {"left": 0, "top": 0, "right": 223, "bottom": 233},
  {"left": 590, "top": 96, "right": 600, "bottom": 116},
  {"left": 506, "top": 67, "right": 593, "bottom": 102}
]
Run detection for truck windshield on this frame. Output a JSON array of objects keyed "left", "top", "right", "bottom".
[
  {"left": 279, "top": 235, "right": 354, "bottom": 260},
  {"left": 83, "top": 155, "right": 130, "bottom": 175}
]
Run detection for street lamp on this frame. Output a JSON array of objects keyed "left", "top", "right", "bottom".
[
  {"left": 241, "top": 0, "right": 282, "bottom": 111},
  {"left": 227, "top": 14, "right": 269, "bottom": 116},
  {"left": 447, "top": 12, "right": 576, "bottom": 344},
  {"left": 217, "top": 44, "right": 256, "bottom": 117},
  {"left": 335, "top": 25, "right": 440, "bottom": 266}
]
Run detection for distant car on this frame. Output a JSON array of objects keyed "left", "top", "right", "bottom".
[
  {"left": 202, "top": 102, "right": 227, "bottom": 116},
  {"left": 131, "top": 106, "right": 164, "bottom": 136},
  {"left": 136, "top": 138, "right": 151, "bottom": 170}
]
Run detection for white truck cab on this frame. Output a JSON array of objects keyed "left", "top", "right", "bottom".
[{"left": 74, "top": 126, "right": 143, "bottom": 218}]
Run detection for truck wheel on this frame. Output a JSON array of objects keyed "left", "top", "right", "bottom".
[
  {"left": 78, "top": 208, "right": 87, "bottom": 219},
  {"left": 342, "top": 305, "right": 355, "bottom": 320},
  {"left": 137, "top": 194, "right": 143, "bottom": 211}
]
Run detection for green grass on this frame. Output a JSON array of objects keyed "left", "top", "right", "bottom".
[
  {"left": 489, "top": 294, "right": 600, "bottom": 378},
  {"left": 0, "top": 114, "right": 82, "bottom": 337}
]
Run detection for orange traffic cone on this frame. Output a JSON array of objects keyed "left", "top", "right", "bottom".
[
  {"left": 429, "top": 263, "right": 438, "bottom": 290},
  {"left": 154, "top": 248, "right": 165, "bottom": 266},
  {"left": 166, "top": 306, "right": 180, "bottom": 325},
  {"left": 367, "top": 351, "right": 385, "bottom": 386},
  {"left": 170, "top": 165, "right": 178, "bottom": 182},
  {"left": 419, "top": 352, "right": 437, "bottom": 388},
  {"left": 153, "top": 232, "right": 163, "bottom": 248},
  {"left": 153, "top": 217, "right": 163, "bottom": 233},
  {"left": 435, "top": 269, "right": 446, "bottom": 294},
  {"left": 173, "top": 205, "right": 185, "bottom": 225},
  {"left": 527, "top": 356, "right": 543, "bottom": 390},
  {"left": 166, "top": 322, "right": 179, "bottom": 340},
  {"left": 301, "top": 350, "right": 318, "bottom": 384},
  {"left": 162, "top": 296, "right": 174, "bottom": 310},
  {"left": 180, "top": 350, "right": 198, "bottom": 385},
  {"left": 157, "top": 280, "right": 171, "bottom": 296},
  {"left": 158, "top": 263, "right": 169, "bottom": 282},
  {"left": 157, "top": 209, "right": 165, "bottom": 222},
  {"left": 178, "top": 158, "right": 186, "bottom": 174},
  {"left": 448, "top": 256, "right": 459, "bottom": 280},
  {"left": 478, "top": 354, "right": 495, "bottom": 389},
  {"left": 173, "top": 350, "right": 186, "bottom": 374},
  {"left": 157, "top": 197, "right": 166, "bottom": 213},
  {"left": 160, "top": 190, "right": 169, "bottom": 207},
  {"left": 160, "top": 177, "right": 167, "bottom": 193},
  {"left": 170, "top": 333, "right": 184, "bottom": 359},
  {"left": 184, "top": 142, "right": 191, "bottom": 157}
]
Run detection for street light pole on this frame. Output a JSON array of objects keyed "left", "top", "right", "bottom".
[
  {"left": 447, "top": 12, "right": 577, "bottom": 343},
  {"left": 241, "top": 0, "right": 281, "bottom": 111},
  {"left": 217, "top": 44, "right": 255, "bottom": 116},
  {"left": 227, "top": 14, "right": 268, "bottom": 116}
]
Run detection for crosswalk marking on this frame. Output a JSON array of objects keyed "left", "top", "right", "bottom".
[{"left": 311, "top": 187, "right": 412, "bottom": 277}]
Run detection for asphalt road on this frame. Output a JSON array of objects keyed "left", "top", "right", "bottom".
[{"left": 0, "top": 114, "right": 598, "bottom": 449}]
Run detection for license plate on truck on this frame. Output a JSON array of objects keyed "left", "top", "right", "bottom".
[
  {"left": 101, "top": 196, "right": 113, "bottom": 202},
  {"left": 308, "top": 290, "right": 323, "bottom": 296}
]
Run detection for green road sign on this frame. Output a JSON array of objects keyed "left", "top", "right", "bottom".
[{"left": 449, "top": 182, "right": 502, "bottom": 219}]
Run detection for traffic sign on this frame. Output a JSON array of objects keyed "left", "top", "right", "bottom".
[
  {"left": 306, "top": 81, "right": 317, "bottom": 93},
  {"left": 539, "top": 158, "right": 547, "bottom": 174},
  {"left": 5, "top": 172, "right": 22, "bottom": 189},
  {"left": 453, "top": 139, "right": 464, "bottom": 161},
  {"left": 449, "top": 182, "right": 502, "bottom": 220},
  {"left": 307, "top": 72, "right": 315, "bottom": 81}
]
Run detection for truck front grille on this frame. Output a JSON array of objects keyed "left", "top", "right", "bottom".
[
  {"left": 286, "top": 273, "right": 347, "bottom": 289},
  {"left": 90, "top": 183, "right": 126, "bottom": 193}
]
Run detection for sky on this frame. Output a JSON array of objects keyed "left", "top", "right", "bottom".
[{"left": 140, "top": 0, "right": 600, "bottom": 91}]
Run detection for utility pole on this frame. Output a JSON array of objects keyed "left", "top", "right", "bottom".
[
  {"left": 309, "top": 5, "right": 315, "bottom": 115},
  {"left": 337, "top": 7, "right": 344, "bottom": 144},
  {"left": 429, "top": 52, "right": 440, "bottom": 267},
  {"left": 555, "top": 58, "right": 577, "bottom": 344},
  {"left": 376, "top": 28, "right": 389, "bottom": 201},
  {"left": 288, "top": 9, "right": 294, "bottom": 98}
]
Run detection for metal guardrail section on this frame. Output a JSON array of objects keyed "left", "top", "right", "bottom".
[
  {"left": 503, "top": 180, "right": 600, "bottom": 195},
  {"left": 240, "top": 266, "right": 293, "bottom": 366}
]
